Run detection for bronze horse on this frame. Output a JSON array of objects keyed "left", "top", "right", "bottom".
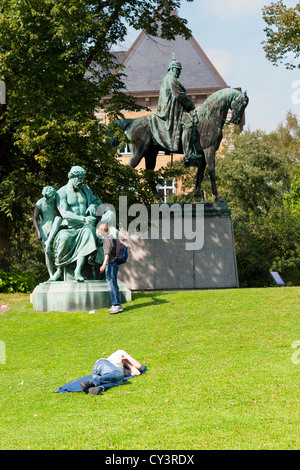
[{"left": 116, "top": 88, "right": 249, "bottom": 201}]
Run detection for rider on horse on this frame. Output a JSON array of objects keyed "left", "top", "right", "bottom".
[{"left": 150, "top": 59, "right": 202, "bottom": 167}]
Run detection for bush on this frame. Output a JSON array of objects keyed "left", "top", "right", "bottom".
[{"left": 0, "top": 269, "right": 36, "bottom": 293}]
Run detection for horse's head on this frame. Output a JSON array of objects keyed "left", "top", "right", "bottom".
[{"left": 230, "top": 91, "right": 249, "bottom": 125}]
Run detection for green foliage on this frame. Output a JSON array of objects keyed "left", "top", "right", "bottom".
[
  {"left": 284, "top": 166, "right": 300, "bottom": 217},
  {"left": 0, "top": 0, "right": 191, "bottom": 175},
  {"left": 0, "top": 269, "right": 36, "bottom": 293},
  {"left": 217, "top": 128, "right": 291, "bottom": 214},
  {"left": 217, "top": 117, "right": 300, "bottom": 287},
  {"left": 262, "top": 1, "right": 300, "bottom": 69},
  {"left": 0, "top": 0, "right": 192, "bottom": 271},
  {"left": 233, "top": 206, "right": 300, "bottom": 287},
  {"left": 264, "top": 111, "right": 300, "bottom": 186}
]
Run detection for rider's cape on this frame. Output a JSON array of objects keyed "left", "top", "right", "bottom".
[{"left": 150, "top": 71, "right": 194, "bottom": 152}]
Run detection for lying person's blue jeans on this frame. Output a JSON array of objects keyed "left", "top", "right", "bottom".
[
  {"left": 92, "top": 358, "right": 124, "bottom": 391},
  {"left": 105, "top": 261, "right": 121, "bottom": 307}
]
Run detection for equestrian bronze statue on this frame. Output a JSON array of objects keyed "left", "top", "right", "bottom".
[{"left": 116, "top": 59, "right": 249, "bottom": 202}]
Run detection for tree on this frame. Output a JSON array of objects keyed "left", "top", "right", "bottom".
[
  {"left": 231, "top": 203, "right": 300, "bottom": 287},
  {"left": 284, "top": 166, "right": 300, "bottom": 217},
  {"left": 217, "top": 128, "right": 289, "bottom": 217},
  {"left": 216, "top": 122, "right": 300, "bottom": 287},
  {"left": 0, "top": 0, "right": 193, "bottom": 274},
  {"left": 262, "top": 1, "right": 300, "bottom": 69},
  {"left": 264, "top": 111, "right": 300, "bottom": 185}
]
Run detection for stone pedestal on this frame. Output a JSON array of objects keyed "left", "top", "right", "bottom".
[
  {"left": 30, "top": 280, "right": 131, "bottom": 313},
  {"left": 118, "top": 202, "right": 239, "bottom": 290}
]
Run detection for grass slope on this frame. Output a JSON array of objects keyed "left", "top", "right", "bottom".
[{"left": 0, "top": 287, "right": 299, "bottom": 450}]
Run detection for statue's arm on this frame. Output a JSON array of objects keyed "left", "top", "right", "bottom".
[
  {"left": 84, "top": 186, "right": 102, "bottom": 217},
  {"left": 54, "top": 192, "right": 61, "bottom": 218},
  {"left": 33, "top": 205, "right": 42, "bottom": 240},
  {"left": 169, "top": 78, "right": 195, "bottom": 112},
  {"left": 86, "top": 202, "right": 101, "bottom": 217}
]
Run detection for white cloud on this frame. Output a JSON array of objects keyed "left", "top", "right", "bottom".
[
  {"left": 202, "top": 0, "right": 266, "bottom": 20},
  {"left": 206, "top": 48, "right": 233, "bottom": 76}
]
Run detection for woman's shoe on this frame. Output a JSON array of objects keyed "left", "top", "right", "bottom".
[{"left": 110, "top": 305, "right": 123, "bottom": 314}]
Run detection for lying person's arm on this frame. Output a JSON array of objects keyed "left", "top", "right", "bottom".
[{"left": 122, "top": 356, "right": 142, "bottom": 376}]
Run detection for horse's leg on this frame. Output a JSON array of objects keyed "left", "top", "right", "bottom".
[
  {"left": 194, "top": 157, "right": 206, "bottom": 201},
  {"left": 127, "top": 120, "right": 152, "bottom": 169},
  {"left": 128, "top": 143, "right": 144, "bottom": 168},
  {"left": 145, "top": 147, "right": 158, "bottom": 170},
  {"left": 144, "top": 147, "right": 159, "bottom": 193},
  {"left": 204, "top": 145, "right": 223, "bottom": 202}
]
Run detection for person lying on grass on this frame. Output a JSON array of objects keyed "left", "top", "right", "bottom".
[{"left": 80, "top": 350, "right": 142, "bottom": 395}]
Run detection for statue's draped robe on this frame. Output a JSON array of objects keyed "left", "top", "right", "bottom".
[
  {"left": 150, "top": 72, "right": 195, "bottom": 152},
  {"left": 53, "top": 185, "right": 103, "bottom": 269}
]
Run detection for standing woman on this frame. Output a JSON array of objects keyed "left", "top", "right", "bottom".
[{"left": 97, "top": 223, "right": 123, "bottom": 314}]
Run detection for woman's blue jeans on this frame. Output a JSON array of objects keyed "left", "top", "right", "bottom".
[
  {"left": 105, "top": 261, "right": 121, "bottom": 306},
  {"left": 92, "top": 358, "right": 124, "bottom": 391}
]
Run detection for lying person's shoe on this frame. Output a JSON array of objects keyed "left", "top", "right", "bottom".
[
  {"left": 88, "top": 386, "right": 104, "bottom": 395},
  {"left": 80, "top": 381, "right": 95, "bottom": 393}
]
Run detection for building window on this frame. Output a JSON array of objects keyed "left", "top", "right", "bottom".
[
  {"left": 118, "top": 144, "right": 131, "bottom": 155},
  {"left": 156, "top": 179, "right": 176, "bottom": 203},
  {"left": 118, "top": 145, "right": 166, "bottom": 156}
]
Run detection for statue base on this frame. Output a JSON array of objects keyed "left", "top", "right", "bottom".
[
  {"left": 118, "top": 202, "right": 239, "bottom": 290},
  {"left": 30, "top": 280, "right": 131, "bottom": 313}
]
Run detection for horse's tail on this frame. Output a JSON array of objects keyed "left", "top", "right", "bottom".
[{"left": 115, "top": 118, "right": 134, "bottom": 131}]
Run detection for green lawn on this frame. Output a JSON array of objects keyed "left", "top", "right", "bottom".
[{"left": 0, "top": 287, "right": 299, "bottom": 450}]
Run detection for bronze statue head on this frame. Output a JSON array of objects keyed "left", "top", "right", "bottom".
[{"left": 168, "top": 59, "right": 182, "bottom": 71}]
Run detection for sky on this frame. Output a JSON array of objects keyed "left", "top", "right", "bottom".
[{"left": 122, "top": 0, "right": 300, "bottom": 133}]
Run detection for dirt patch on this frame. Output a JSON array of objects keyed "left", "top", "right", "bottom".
[{"left": 0, "top": 302, "right": 10, "bottom": 315}]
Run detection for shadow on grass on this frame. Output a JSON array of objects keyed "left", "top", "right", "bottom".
[{"left": 122, "top": 291, "right": 169, "bottom": 312}]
